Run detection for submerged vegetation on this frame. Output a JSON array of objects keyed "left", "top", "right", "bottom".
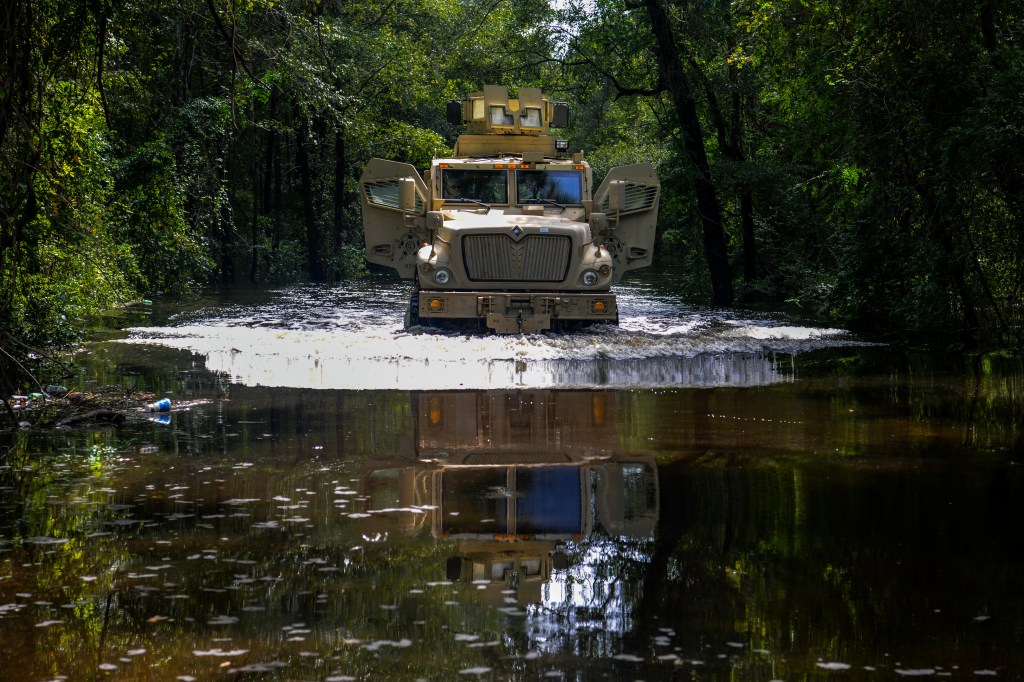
[{"left": 2, "top": 0, "right": 1022, "bottom": 385}]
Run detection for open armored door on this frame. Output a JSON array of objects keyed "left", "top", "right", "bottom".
[
  {"left": 360, "top": 159, "right": 430, "bottom": 279},
  {"left": 592, "top": 163, "right": 660, "bottom": 281}
]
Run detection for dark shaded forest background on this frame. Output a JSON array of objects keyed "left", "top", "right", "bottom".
[{"left": 2, "top": 0, "right": 1022, "bottom": 365}]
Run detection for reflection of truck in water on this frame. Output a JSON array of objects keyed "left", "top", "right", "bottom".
[
  {"left": 360, "top": 85, "right": 660, "bottom": 333},
  {"left": 434, "top": 456, "right": 657, "bottom": 605},
  {"left": 362, "top": 391, "right": 658, "bottom": 604}
]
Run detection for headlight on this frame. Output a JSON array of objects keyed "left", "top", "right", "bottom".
[
  {"left": 433, "top": 268, "right": 452, "bottom": 285},
  {"left": 581, "top": 269, "right": 599, "bottom": 286}
]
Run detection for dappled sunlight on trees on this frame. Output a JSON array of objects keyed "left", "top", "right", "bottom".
[{"left": 2, "top": 0, "right": 1022, "bottom": 386}]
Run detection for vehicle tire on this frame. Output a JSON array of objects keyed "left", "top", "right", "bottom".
[{"left": 404, "top": 289, "right": 420, "bottom": 329}]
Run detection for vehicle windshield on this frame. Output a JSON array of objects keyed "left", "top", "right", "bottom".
[
  {"left": 441, "top": 169, "right": 508, "bottom": 204},
  {"left": 516, "top": 170, "right": 583, "bottom": 205}
]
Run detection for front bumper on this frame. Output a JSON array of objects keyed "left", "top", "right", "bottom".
[{"left": 417, "top": 291, "right": 618, "bottom": 333}]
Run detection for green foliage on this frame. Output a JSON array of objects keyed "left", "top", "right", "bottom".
[
  {"left": 110, "top": 140, "right": 214, "bottom": 293},
  {"left": 2, "top": 0, "right": 1023, "bottom": 355},
  {"left": 364, "top": 120, "right": 450, "bottom": 169},
  {"left": 5, "top": 83, "right": 134, "bottom": 348}
]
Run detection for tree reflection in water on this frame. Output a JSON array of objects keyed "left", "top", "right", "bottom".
[{"left": 2, "top": 365, "right": 1023, "bottom": 679}]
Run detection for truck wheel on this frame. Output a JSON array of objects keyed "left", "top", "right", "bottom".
[{"left": 404, "top": 290, "right": 420, "bottom": 329}]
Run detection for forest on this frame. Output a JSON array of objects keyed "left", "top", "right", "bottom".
[{"left": 2, "top": 0, "right": 1022, "bottom": 372}]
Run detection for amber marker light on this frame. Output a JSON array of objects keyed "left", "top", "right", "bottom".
[
  {"left": 428, "top": 298, "right": 445, "bottom": 312},
  {"left": 591, "top": 300, "right": 608, "bottom": 313},
  {"left": 428, "top": 395, "right": 443, "bottom": 426},
  {"left": 592, "top": 394, "right": 606, "bottom": 427}
]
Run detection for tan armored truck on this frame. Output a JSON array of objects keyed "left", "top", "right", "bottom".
[{"left": 360, "top": 85, "right": 660, "bottom": 333}]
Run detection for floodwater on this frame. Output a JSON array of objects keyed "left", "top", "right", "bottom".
[{"left": 1, "top": 274, "right": 1022, "bottom": 681}]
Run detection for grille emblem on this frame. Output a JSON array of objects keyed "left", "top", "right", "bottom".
[{"left": 511, "top": 225, "right": 523, "bottom": 238}]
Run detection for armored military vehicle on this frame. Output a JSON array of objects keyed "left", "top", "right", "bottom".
[{"left": 360, "top": 85, "right": 660, "bottom": 333}]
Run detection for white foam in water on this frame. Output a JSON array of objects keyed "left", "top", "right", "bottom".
[{"left": 118, "top": 283, "right": 869, "bottom": 390}]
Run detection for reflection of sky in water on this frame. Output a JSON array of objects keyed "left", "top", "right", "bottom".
[
  {"left": 117, "top": 279, "right": 872, "bottom": 390},
  {"left": 535, "top": 542, "right": 637, "bottom": 648}
]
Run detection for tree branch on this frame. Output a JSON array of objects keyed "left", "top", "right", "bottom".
[{"left": 204, "top": 0, "right": 266, "bottom": 87}]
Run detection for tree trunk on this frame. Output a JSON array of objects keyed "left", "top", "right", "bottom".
[
  {"left": 249, "top": 133, "right": 259, "bottom": 282},
  {"left": 917, "top": 181, "right": 981, "bottom": 333},
  {"left": 272, "top": 137, "right": 282, "bottom": 257},
  {"left": 218, "top": 164, "right": 233, "bottom": 285},
  {"left": 740, "top": 191, "right": 757, "bottom": 283},
  {"left": 296, "top": 108, "right": 324, "bottom": 281},
  {"left": 333, "top": 123, "right": 347, "bottom": 256},
  {"left": 642, "top": 0, "right": 733, "bottom": 306}
]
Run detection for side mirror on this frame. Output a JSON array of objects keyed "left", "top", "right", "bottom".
[
  {"left": 608, "top": 180, "right": 627, "bottom": 213},
  {"left": 446, "top": 100, "right": 464, "bottom": 125},
  {"left": 398, "top": 177, "right": 417, "bottom": 212},
  {"left": 552, "top": 101, "right": 569, "bottom": 128}
]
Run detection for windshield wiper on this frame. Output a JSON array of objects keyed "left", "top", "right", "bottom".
[
  {"left": 525, "top": 197, "right": 566, "bottom": 212},
  {"left": 443, "top": 197, "right": 491, "bottom": 213}
]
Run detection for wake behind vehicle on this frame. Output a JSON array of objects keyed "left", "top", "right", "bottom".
[{"left": 361, "top": 85, "right": 660, "bottom": 333}]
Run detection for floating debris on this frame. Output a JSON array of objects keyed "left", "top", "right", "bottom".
[
  {"left": 363, "top": 639, "right": 412, "bottom": 651},
  {"left": 192, "top": 648, "right": 249, "bottom": 657},
  {"left": 458, "top": 667, "right": 492, "bottom": 676},
  {"left": 230, "top": 661, "right": 287, "bottom": 672}
]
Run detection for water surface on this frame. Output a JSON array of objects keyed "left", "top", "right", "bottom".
[{"left": 1, "top": 275, "right": 1021, "bottom": 680}]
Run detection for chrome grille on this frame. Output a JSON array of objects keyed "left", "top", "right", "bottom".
[{"left": 463, "top": 234, "right": 571, "bottom": 282}]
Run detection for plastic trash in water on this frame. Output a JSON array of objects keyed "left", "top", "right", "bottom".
[
  {"left": 145, "top": 398, "right": 171, "bottom": 412},
  {"left": 45, "top": 385, "right": 69, "bottom": 396}
]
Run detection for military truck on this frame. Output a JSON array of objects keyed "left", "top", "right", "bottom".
[{"left": 360, "top": 85, "right": 660, "bottom": 333}]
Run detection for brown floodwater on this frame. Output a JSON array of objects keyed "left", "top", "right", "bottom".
[{"left": 1, "top": 276, "right": 1022, "bottom": 681}]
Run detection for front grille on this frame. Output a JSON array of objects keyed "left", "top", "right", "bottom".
[{"left": 463, "top": 234, "right": 571, "bottom": 282}]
